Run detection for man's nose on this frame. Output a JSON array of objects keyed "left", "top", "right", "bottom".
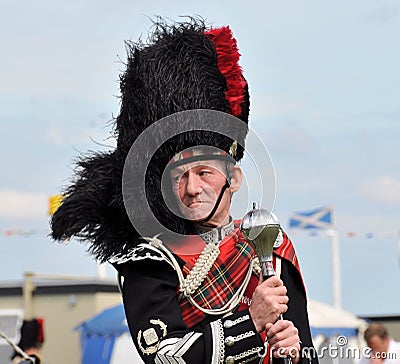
[{"left": 185, "top": 172, "right": 202, "bottom": 196}]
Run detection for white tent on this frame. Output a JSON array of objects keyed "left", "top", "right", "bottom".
[
  {"left": 309, "top": 299, "right": 367, "bottom": 338},
  {"left": 308, "top": 300, "right": 368, "bottom": 364}
]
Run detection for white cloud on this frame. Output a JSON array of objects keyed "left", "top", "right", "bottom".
[
  {"left": 360, "top": 175, "right": 400, "bottom": 204},
  {"left": 45, "top": 123, "right": 116, "bottom": 148},
  {"left": 251, "top": 94, "right": 307, "bottom": 119},
  {"left": 267, "top": 127, "right": 314, "bottom": 155},
  {"left": 0, "top": 190, "right": 48, "bottom": 220},
  {"left": 47, "top": 127, "right": 64, "bottom": 145},
  {"left": 335, "top": 212, "right": 399, "bottom": 234},
  {"left": 364, "top": 5, "right": 399, "bottom": 23}
]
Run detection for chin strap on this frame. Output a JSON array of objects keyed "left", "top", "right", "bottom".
[{"left": 196, "top": 178, "right": 231, "bottom": 224}]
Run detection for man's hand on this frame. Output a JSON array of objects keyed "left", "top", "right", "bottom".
[
  {"left": 249, "top": 276, "right": 289, "bottom": 332},
  {"left": 266, "top": 320, "right": 301, "bottom": 364}
]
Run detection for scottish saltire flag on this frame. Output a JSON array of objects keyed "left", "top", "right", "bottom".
[{"left": 289, "top": 206, "right": 333, "bottom": 230}]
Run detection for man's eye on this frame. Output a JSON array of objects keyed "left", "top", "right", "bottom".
[{"left": 199, "top": 170, "right": 211, "bottom": 177}]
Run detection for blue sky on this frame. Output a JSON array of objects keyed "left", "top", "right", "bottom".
[{"left": 1, "top": 1, "right": 399, "bottom": 317}]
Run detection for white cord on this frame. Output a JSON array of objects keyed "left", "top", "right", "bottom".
[
  {"left": 144, "top": 236, "right": 255, "bottom": 316},
  {"left": 0, "top": 328, "right": 34, "bottom": 361},
  {"left": 180, "top": 243, "right": 220, "bottom": 296}
]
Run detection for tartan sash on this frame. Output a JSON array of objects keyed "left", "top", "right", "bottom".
[
  {"left": 177, "top": 222, "right": 304, "bottom": 328},
  {"left": 178, "top": 229, "right": 255, "bottom": 328},
  {"left": 274, "top": 231, "right": 305, "bottom": 291}
]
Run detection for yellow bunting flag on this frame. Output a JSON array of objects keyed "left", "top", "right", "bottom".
[{"left": 48, "top": 194, "right": 63, "bottom": 216}]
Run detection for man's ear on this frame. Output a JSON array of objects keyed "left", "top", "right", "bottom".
[{"left": 229, "top": 165, "right": 242, "bottom": 193}]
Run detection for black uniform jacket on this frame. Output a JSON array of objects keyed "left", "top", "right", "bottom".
[{"left": 113, "top": 244, "right": 318, "bottom": 364}]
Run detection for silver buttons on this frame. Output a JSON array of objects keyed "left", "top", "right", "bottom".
[
  {"left": 225, "top": 336, "right": 235, "bottom": 347},
  {"left": 223, "top": 320, "right": 233, "bottom": 329}
]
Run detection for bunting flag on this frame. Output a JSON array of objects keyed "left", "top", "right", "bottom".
[
  {"left": 288, "top": 206, "right": 333, "bottom": 230},
  {"left": 48, "top": 194, "right": 63, "bottom": 216},
  {"left": 0, "top": 229, "right": 50, "bottom": 237},
  {"left": 0, "top": 227, "right": 396, "bottom": 240},
  {"left": 289, "top": 230, "right": 396, "bottom": 239}
]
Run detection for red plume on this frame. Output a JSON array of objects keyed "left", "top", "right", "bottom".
[
  {"left": 36, "top": 317, "right": 45, "bottom": 343},
  {"left": 205, "top": 26, "right": 247, "bottom": 118}
]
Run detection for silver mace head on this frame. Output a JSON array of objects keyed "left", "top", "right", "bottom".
[
  {"left": 240, "top": 202, "right": 281, "bottom": 279},
  {"left": 241, "top": 203, "right": 293, "bottom": 364}
]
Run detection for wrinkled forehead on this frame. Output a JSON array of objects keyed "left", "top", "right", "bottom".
[
  {"left": 167, "top": 145, "right": 235, "bottom": 172},
  {"left": 169, "top": 158, "right": 228, "bottom": 176}
]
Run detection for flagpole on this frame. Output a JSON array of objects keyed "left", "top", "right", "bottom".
[
  {"left": 327, "top": 205, "right": 341, "bottom": 309},
  {"left": 329, "top": 229, "right": 341, "bottom": 308},
  {"left": 398, "top": 231, "right": 400, "bottom": 268}
]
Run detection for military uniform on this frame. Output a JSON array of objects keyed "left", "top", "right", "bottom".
[{"left": 111, "top": 221, "right": 317, "bottom": 364}]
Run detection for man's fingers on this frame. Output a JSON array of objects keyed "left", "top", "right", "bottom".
[
  {"left": 261, "top": 276, "right": 284, "bottom": 288},
  {"left": 280, "top": 295, "right": 289, "bottom": 304},
  {"left": 257, "top": 283, "right": 287, "bottom": 298},
  {"left": 267, "top": 321, "right": 296, "bottom": 337},
  {"left": 265, "top": 323, "right": 273, "bottom": 331},
  {"left": 266, "top": 321, "right": 301, "bottom": 364},
  {"left": 267, "top": 320, "right": 299, "bottom": 343},
  {"left": 271, "top": 343, "right": 301, "bottom": 361}
]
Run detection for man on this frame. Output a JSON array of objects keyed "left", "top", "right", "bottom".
[
  {"left": 112, "top": 143, "right": 310, "bottom": 363},
  {"left": 10, "top": 318, "right": 44, "bottom": 364},
  {"left": 51, "top": 19, "right": 317, "bottom": 364},
  {"left": 360, "top": 323, "right": 400, "bottom": 364}
]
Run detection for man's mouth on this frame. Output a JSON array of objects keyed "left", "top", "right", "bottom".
[{"left": 188, "top": 200, "right": 203, "bottom": 208}]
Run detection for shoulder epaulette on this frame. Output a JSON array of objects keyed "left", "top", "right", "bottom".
[{"left": 108, "top": 242, "right": 174, "bottom": 269}]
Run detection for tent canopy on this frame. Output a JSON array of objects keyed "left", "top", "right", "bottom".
[
  {"left": 76, "top": 304, "right": 142, "bottom": 364},
  {"left": 77, "top": 304, "right": 128, "bottom": 337},
  {"left": 308, "top": 299, "right": 367, "bottom": 338}
]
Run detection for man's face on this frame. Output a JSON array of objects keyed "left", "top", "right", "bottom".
[
  {"left": 169, "top": 159, "right": 235, "bottom": 226},
  {"left": 367, "top": 335, "right": 389, "bottom": 354}
]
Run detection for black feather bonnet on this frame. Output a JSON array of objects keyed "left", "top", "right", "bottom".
[{"left": 51, "top": 18, "right": 250, "bottom": 261}]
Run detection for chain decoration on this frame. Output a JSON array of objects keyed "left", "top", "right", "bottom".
[
  {"left": 225, "top": 346, "right": 264, "bottom": 363},
  {"left": 225, "top": 331, "right": 255, "bottom": 347},
  {"left": 179, "top": 243, "right": 220, "bottom": 297}
]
